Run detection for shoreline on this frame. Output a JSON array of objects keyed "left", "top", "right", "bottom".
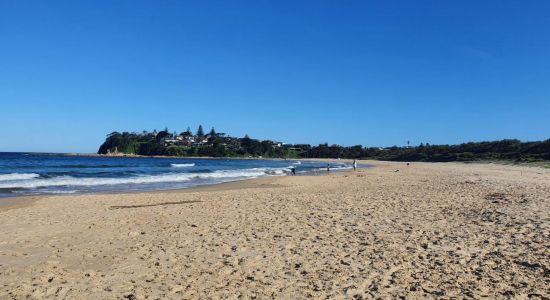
[
  {"left": 1, "top": 160, "right": 544, "bottom": 212},
  {"left": 0, "top": 157, "right": 366, "bottom": 210},
  {"left": 0, "top": 165, "right": 363, "bottom": 212}
]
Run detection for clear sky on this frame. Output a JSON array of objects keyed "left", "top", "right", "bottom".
[{"left": 1, "top": 1, "right": 549, "bottom": 153}]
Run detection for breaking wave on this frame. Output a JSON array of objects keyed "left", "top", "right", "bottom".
[
  {"left": 0, "top": 167, "right": 290, "bottom": 189},
  {"left": 0, "top": 173, "right": 40, "bottom": 181},
  {"left": 170, "top": 163, "right": 195, "bottom": 167}
]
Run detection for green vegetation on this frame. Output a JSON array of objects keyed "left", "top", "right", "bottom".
[
  {"left": 97, "top": 126, "right": 288, "bottom": 158},
  {"left": 350, "top": 139, "right": 550, "bottom": 163},
  {"left": 98, "top": 128, "right": 550, "bottom": 163}
]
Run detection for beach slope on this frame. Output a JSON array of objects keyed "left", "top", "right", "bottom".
[{"left": 1, "top": 162, "right": 548, "bottom": 299}]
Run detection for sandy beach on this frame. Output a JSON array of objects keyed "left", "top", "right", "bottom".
[{"left": 0, "top": 161, "right": 548, "bottom": 299}]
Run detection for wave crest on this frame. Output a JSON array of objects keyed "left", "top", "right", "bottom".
[
  {"left": 0, "top": 173, "right": 40, "bottom": 181},
  {"left": 170, "top": 163, "right": 195, "bottom": 167},
  {"left": 0, "top": 167, "right": 290, "bottom": 189}
]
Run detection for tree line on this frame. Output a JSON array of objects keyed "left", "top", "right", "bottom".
[
  {"left": 301, "top": 139, "right": 550, "bottom": 162},
  {"left": 98, "top": 127, "right": 550, "bottom": 162}
]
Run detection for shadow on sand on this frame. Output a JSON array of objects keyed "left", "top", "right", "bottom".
[{"left": 110, "top": 200, "right": 202, "bottom": 209}]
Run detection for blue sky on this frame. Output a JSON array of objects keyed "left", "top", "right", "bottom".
[{"left": 1, "top": 1, "right": 549, "bottom": 153}]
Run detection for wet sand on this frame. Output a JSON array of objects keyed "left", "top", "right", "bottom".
[{"left": 0, "top": 161, "right": 548, "bottom": 299}]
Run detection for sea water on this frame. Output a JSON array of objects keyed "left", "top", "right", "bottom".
[{"left": 0, "top": 153, "right": 353, "bottom": 198}]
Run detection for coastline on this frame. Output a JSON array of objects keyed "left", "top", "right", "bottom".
[
  {"left": 0, "top": 161, "right": 362, "bottom": 212},
  {"left": 0, "top": 156, "right": 363, "bottom": 205},
  {"left": 1, "top": 161, "right": 548, "bottom": 298}
]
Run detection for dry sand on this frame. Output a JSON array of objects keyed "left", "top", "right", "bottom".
[{"left": 0, "top": 161, "right": 548, "bottom": 299}]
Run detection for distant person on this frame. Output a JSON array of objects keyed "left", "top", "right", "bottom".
[
  {"left": 327, "top": 163, "right": 330, "bottom": 174},
  {"left": 353, "top": 159, "right": 357, "bottom": 171},
  {"left": 290, "top": 166, "right": 296, "bottom": 175}
]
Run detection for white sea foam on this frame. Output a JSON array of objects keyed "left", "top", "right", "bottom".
[
  {"left": 327, "top": 166, "right": 352, "bottom": 171},
  {"left": 330, "top": 165, "right": 352, "bottom": 170},
  {"left": 0, "top": 167, "right": 290, "bottom": 189},
  {"left": 43, "top": 190, "right": 78, "bottom": 194},
  {"left": 293, "top": 161, "right": 302, "bottom": 165},
  {"left": 170, "top": 163, "right": 195, "bottom": 167},
  {"left": 0, "top": 173, "right": 40, "bottom": 181},
  {"left": 313, "top": 165, "right": 352, "bottom": 172}
]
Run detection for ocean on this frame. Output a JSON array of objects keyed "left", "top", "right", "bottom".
[{"left": 0, "top": 152, "right": 353, "bottom": 198}]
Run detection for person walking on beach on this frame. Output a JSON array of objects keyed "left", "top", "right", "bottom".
[
  {"left": 327, "top": 163, "right": 330, "bottom": 174},
  {"left": 353, "top": 159, "right": 357, "bottom": 171},
  {"left": 290, "top": 166, "right": 296, "bottom": 175}
]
